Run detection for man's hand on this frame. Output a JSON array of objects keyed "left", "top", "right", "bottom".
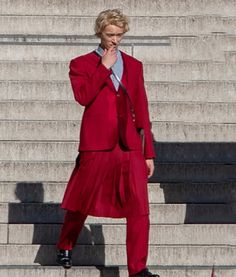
[
  {"left": 146, "top": 159, "right": 155, "bottom": 178},
  {"left": 101, "top": 46, "right": 117, "bottom": 69}
]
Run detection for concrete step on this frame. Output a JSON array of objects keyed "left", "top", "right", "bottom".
[
  {"left": 0, "top": 15, "right": 235, "bottom": 36},
  {"left": 0, "top": 244, "right": 235, "bottom": 266},
  {"left": 0, "top": 80, "right": 235, "bottom": 103},
  {"left": 2, "top": 202, "right": 236, "bottom": 224},
  {"left": 147, "top": 81, "right": 236, "bottom": 102},
  {"left": 1, "top": 182, "right": 236, "bottom": 204},
  {"left": 135, "top": 35, "right": 236, "bottom": 63},
  {"left": 0, "top": 160, "right": 235, "bottom": 183},
  {"left": 0, "top": 34, "right": 170, "bottom": 48},
  {"left": 144, "top": 61, "right": 236, "bottom": 82},
  {"left": 0, "top": 141, "right": 235, "bottom": 163},
  {"left": 0, "top": 100, "right": 235, "bottom": 123},
  {"left": 0, "top": 0, "right": 235, "bottom": 16},
  {"left": 1, "top": 34, "right": 235, "bottom": 61},
  {"left": 0, "top": 60, "right": 235, "bottom": 82},
  {"left": 2, "top": 35, "right": 235, "bottom": 62},
  {"left": 148, "top": 102, "right": 236, "bottom": 123},
  {"left": 5, "top": 223, "right": 236, "bottom": 245},
  {"left": 0, "top": 265, "right": 235, "bottom": 277},
  {"left": 0, "top": 44, "right": 132, "bottom": 62},
  {"left": 0, "top": 120, "right": 236, "bottom": 142}
]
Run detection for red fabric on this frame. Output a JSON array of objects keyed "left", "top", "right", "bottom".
[
  {"left": 69, "top": 51, "right": 155, "bottom": 159},
  {"left": 211, "top": 265, "right": 215, "bottom": 277},
  {"left": 57, "top": 210, "right": 149, "bottom": 276},
  {"left": 57, "top": 210, "right": 87, "bottom": 250},
  {"left": 126, "top": 215, "right": 150, "bottom": 275},
  {"left": 61, "top": 143, "right": 149, "bottom": 217}
]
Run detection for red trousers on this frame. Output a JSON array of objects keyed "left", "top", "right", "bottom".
[{"left": 57, "top": 210, "right": 150, "bottom": 275}]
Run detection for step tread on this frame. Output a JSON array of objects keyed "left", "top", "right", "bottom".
[
  {"left": 1, "top": 202, "right": 236, "bottom": 224},
  {"left": 0, "top": 244, "right": 235, "bottom": 266},
  {"left": 0, "top": 0, "right": 235, "bottom": 16},
  {"left": 0, "top": 265, "right": 235, "bottom": 277},
  {"left": 3, "top": 223, "right": 236, "bottom": 245}
]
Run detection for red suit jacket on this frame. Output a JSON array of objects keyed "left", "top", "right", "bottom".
[{"left": 69, "top": 50, "right": 155, "bottom": 159}]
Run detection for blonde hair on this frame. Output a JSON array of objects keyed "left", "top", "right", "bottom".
[{"left": 94, "top": 9, "right": 129, "bottom": 37}]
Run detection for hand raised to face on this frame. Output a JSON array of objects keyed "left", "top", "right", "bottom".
[{"left": 101, "top": 46, "right": 118, "bottom": 69}]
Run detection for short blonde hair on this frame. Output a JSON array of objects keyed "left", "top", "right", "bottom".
[{"left": 94, "top": 9, "right": 129, "bottom": 37}]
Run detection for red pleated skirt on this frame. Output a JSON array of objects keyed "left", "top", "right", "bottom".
[{"left": 61, "top": 143, "right": 149, "bottom": 218}]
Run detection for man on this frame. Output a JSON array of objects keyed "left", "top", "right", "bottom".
[{"left": 56, "top": 9, "right": 159, "bottom": 277}]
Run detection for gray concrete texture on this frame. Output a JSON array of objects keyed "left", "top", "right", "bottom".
[
  {"left": 0, "top": 224, "right": 7, "bottom": 243},
  {"left": 0, "top": 266, "right": 235, "bottom": 277},
  {"left": 143, "top": 61, "right": 236, "bottom": 82},
  {"left": 2, "top": 35, "right": 236, "bottom": 62},
  {"left": 0, "top": 244, "right": 235, "bottom": 266},
  {"left": 1, "top": 34, "right": 236, "bottom": 62},
  {"left": 1, "top": 182, "right": 236, "bottom": 204},
  {"left": 65, "top": 267, "right": 236, "bottom": 277},
  {"left": 6, "top": 223, "right": 236, "bottom": 245},
  {"left": 0, "top": 266, "right": 65, "bottom": 277},
  {"left": 1, "top": 120, "right": 236, "bottom": 142},
  {"left": 0, "top": 15, "right": 235, "bottom": 36},
  {"left": 0, "top": 100, "right": 235, "bottom": 123},
  {"left": 1, "top": 80, "right": 236, "bottom": 102},
  {"left": 2, "top": 202, "right": 236, "bottom": 224},
  {"left": 0, "top": 0, "right": 235, "bottom": 16},
  {"left": 0, "top": 45, "right": 132, "bottom": 61},
  {"left": 0, "top": 60, "right": 235, "bottom": 81},
  {"left": 1, "top": 141, "right": 236, "bottom": 163}
]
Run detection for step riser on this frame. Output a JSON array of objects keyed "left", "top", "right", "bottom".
[
  {"left": 1, "top": 245, "right": 235, "bottom": 266},
  {"left": 1, "top": 81, "right": 236, "bottom": 102},
  {"left": 0, "top": 142, "right": 235, "bottom": 163},
  {"left": 1, "top": 203, "right": 236, "bottom": 224},
  {"left": 0, "top": 224, "right": 7, "bottom": 243},
  {"left": 1, "top": 182, "right": 236, "bottom": 204},
  {"left": 1, "top": 102, "right": 236, "bottom": 123},
  {"left": 0, "top": 16, "right": 235, "bottom": 36},
  {"left": 144, "top": 62, "right": 235, "bottom": 82},
  {"left": 0, "top": 0, "right": 235, "bottom": 16},
  {"left": 0, "top": 61, "right": 235, "bottom": 81},
  {"left": 4, "top": 224, "right": 236, "bottom": 245},
  {"left": 1, "top": 121, "right": 236, "bottom": 142},
  {"left": 0, "top": 267, "right": 235, "bottom": 277},
  {"left": 0, "top": 42, "right": 226, "bottom": 62},
  {"left": 146, "top": 82, "right": 236, "bottom": 102}
]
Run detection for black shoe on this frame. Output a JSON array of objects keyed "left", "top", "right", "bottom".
[
  {"left": 56, "top": 249, "right": 72, "bottom": 269},
  {"left": 130, "top": 268, "right": 160, "bottom": 277}
]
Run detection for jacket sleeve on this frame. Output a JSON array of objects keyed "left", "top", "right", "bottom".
[
  {"left": 135, "top": 63, "right": 156, "bottom": 159},
  {"left": 69, "top": 57, "right": 112, "bottom": 106}
]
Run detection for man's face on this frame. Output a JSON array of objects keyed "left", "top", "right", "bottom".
[{"left": 100, "top": 24, "right": 124, "bottom": 50}]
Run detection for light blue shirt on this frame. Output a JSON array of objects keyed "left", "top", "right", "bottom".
[{"left": 96, "top": 45, "right": 124, "bottom": 91}]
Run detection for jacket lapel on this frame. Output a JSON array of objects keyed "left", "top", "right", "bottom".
[{"left": 91, "top": 51, "right": 117, "bottom": 92}]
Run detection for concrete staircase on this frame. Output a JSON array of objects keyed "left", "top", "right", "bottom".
[{"left": 0, "top": 0, "right": 236, "bottom": 276}]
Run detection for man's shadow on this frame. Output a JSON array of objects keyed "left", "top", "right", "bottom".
[{"left": 8, "top": 182, "right": 120, "bottom": 276}]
